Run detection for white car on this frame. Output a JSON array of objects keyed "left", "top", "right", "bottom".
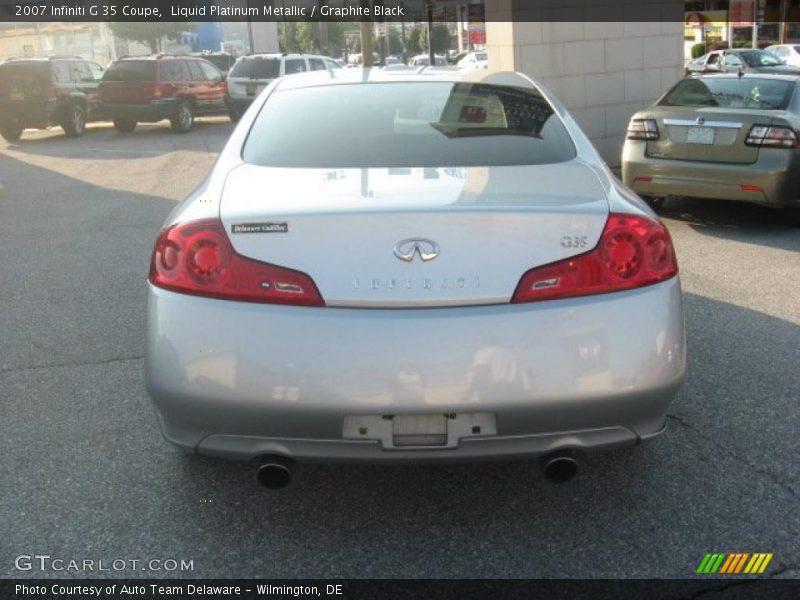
[
  {"left": 225, "top": 53, "right": 340, "bottom": 121},
  {"left": 146, "top": 68, "right": 685, "bottom": 488},
  {"left": 765, "top": 44, "right": 800, "bottom": 67},
  {"left": 410, "top": 54, "right": 448, "bottom": 67},
  {"left": 457, "top": 51, "right": 489, "bottom": 70}
]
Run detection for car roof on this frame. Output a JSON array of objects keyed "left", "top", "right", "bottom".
[{"left": 239, "top": 53, "right": 326, "bottom": 59}]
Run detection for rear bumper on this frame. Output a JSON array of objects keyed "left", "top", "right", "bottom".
[
  {"left": 103, "top": 99, "right": 177, "bottom": 122},
  {"left": 0, "top": 100, "right": 58, "bottom": 128},
  {"left": 622, "top": 141, "right": 800, "bottom": 207},
  {"left": 146, "top": 278, "right": 686, "bottom": 462}
]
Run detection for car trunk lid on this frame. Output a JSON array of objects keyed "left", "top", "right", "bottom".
[
  {"left": 219, "top": 162, "right": 610, "bottom": 308},
  {"left": 645, "top": 107, "right": 780, "bottom": 164}
]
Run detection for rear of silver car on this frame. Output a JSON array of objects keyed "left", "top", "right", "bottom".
[{"left": 146, "top": 71, "right": 685, "bottom": 473}]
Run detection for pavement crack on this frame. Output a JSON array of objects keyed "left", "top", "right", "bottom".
[
  {"left": 667, "top": 413, "right": 799, "bottom": 500},
  {"left": 0, "top": 355, "right": 144, "bottom": 375}
]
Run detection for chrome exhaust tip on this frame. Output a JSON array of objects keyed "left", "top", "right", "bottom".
[
  {"left": 256, "top": 456, "right": 293, "bottom": 489},
  {"left": 541, "top": 452, "right": 578, "bottom": 483}
]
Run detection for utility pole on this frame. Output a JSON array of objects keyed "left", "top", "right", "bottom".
[
  {"left": 360, "top": 0, "right": 373, "bottom": 66},
  {"left": 779, "top": 0, "right": 788, "bottom": 44},
  {"left": 427, "top": 1, "right": 435, "bottom": 66}
]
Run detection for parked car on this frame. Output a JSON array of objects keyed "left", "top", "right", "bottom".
[
  {"left": 623, "top": 73, "right": 800, "bottom": 220},
  {"left": 99, "top": 54, "right": 227, "bottom": 133},
  {"left": 457, "top": 51, "right": 489, "bottom": 70},
  {"left": 225, "top": 53, "right": 340, "bottom": 121},
  {"left": 764, "top": 44, "right": 800, "bottom": 67},
  {"left": 146, "top": 69, "right": 685, "bottom": 488},
  {"left": 0, "top": 56, "right": 105, "bottom": 141},
  {"left": 191, "top": 51, "right": 238, "bottom": 75},
  {"left": 409, "top": 54, "right": 448, "bottom": 67},
  {"left": 685, "top": 49, "right": 800, "bottom": 76}
]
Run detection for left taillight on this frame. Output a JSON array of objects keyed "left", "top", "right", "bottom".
[
  {"left": 511, "top": 213, "right": 678, "bottom": 304},
  {"left": 626, "top": 118, "right": 659, "bottom": 141},
  {"left": 148, "top": 219, "right": 324, "bottom": 307}
]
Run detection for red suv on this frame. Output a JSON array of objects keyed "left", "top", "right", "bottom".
[{"left": 99, "top": 55, "right": 227, "bottom": 133}]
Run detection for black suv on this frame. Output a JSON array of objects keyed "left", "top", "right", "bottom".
[{"left": 0, "top": 56, "right": 105, "bottom": 142}]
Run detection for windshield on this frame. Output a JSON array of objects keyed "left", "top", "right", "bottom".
[
  {"left": 660, "top": 77, "right": 794, "bottom": 109},
  {"left": 739, "top": 50, "right": 783, "bottom": 67},
  {"left": 475, "top": 53, "right": 488, "bottom": 61},
  {"left": 243, "top": 82, "right": 576, "bottom": 168},
  {"left": 103, "top": 61, "right": 156, "bottom": 82},
  {"left": 230, "top": 57, "right": 280, "bottom": 79}
]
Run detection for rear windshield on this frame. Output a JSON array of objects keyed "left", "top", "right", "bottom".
[
  {"left": 0, "top": 62, "right": 51, "bottom": 90},
  {"left": 242, "top": 82, "right": 576, "bottom": 168},
  {"left": 738, "top": 50, "right": 783, "bottom": 67},
  {"left": 200, "top": 54, "right": 235, "bottom": 71},
  {"left": 659, "top": 77, "right": 794, "bottom": 110},
  {"left": 230, "top": 57, "right": 280, "bottom": 79},
  {"left": 103, "top": 61, "right": 156, "bottom": 82}
]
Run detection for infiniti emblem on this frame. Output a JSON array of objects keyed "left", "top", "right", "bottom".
[{"left": 393, "top": 238, "right": 440, "bottom": 262}]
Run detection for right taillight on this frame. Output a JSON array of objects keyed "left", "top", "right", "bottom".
[
  {"left": 745, "top": 125, "right": 799, "bottom": 148},
  {"left": 511, "top": 213, "right": 678, "bottom": 304},
  {"left": 149, "top": 219, "right": 324, "bottom": 307},
  {"left": 626, "top": 118, "right": 659, "bottom": 141}
]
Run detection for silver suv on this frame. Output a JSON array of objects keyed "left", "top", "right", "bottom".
[{"left": 225, "top": 53, "right": 340, "bottom": 121}]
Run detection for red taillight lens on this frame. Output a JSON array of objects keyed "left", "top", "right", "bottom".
[
  {"left": 149, "top": 219, "right": 324, "bottom": 307},
  {"left": 626, "top": 118, "right": 659, "bottom": 141},
  {"left": 745, "top": 125, "right": 798, "bottom": 148},
  {"left": 511, "top": 213, "right": 678, "bottom": 304}
]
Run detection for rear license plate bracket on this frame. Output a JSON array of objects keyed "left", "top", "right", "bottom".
[{"left": 687, "top": 126, "right": 715, "bottom": 144}]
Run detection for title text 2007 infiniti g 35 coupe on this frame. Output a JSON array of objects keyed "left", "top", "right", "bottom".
[{"left": 145, "top": 68, "right": 686, "bottom": 487}]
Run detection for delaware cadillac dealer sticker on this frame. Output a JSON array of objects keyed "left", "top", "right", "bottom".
[{"left": 231, "top": 222, "right": 288, "bottom": 234}]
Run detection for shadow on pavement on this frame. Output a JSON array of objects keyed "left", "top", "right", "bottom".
[
  {"left": 659, "top": 196, "right": 800, "bottom": 253},
  {"left": 1, "top": 118, "right": 234, "bottom": 160}
]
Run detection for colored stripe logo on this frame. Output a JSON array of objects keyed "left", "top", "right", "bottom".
[{"left": 696, "top": 553, "right": 773, "bottom": 574}]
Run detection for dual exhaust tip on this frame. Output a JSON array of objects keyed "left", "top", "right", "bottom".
[{"left": 254, "top": 451, "right": 578, "bottom": 489}]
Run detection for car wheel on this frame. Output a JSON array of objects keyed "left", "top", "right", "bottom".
[
  {"left": 113, "top": 117, "right": 137, "bottom": 133},
  {"left": 61, "top": 105, "right": 86, "bottom": 137},
  {"left": 228, "top": 108, "right": 241, "bottom": 122},
  {"left": 641, "top": 195, "right": 666, "bottom": 212},
  {"left": 0, "top": 121, "right": 23, "bottom": 142},
  {"left": 171, "top": 101, "right": 194, "bottom": 133}
]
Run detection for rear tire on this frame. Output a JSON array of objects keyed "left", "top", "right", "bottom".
[
  {"left": 61, "top": 105, "right": 86, "bottom": 137},
  {"left": 0, "top": 121, "right": 23, "bottom": 142},
  {"left": 113, "top": 117, "right": 137, "bottom": 133},
  {"left": 783, "top": 207, "right": 800, "bottom": 227},
  {"left": 171, "top": 101, "right": 194, "bottom": 133}
]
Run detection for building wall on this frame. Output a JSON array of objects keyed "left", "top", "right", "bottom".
[{"left": 485, "top": 8, "right": 684, "bottom": 166}]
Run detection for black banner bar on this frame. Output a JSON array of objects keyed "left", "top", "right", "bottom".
[
  {"left": 3, "top": 579, "right": 800, "bottom": 600},
  {"left": 0, "top": 1, "right": 687, "bottom": 23}
]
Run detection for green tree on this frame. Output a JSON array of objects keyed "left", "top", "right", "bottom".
[
  {"left": 426, "top": 23, "right": 451, "bottom": 54},
  {"left": 109, "top": 22, "right": 194, "bottom": 54},
  {"left": 406, "top": 26, "right": 424, "bottom": 55}
]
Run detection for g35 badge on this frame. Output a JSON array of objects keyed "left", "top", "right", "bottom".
[{"left": 561, "top": 235, "right": 588, "bottom": 249}]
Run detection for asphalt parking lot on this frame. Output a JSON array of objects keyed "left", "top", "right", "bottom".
[{"left": 0, "top": 120, "right": 798, "bottom": 580}]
